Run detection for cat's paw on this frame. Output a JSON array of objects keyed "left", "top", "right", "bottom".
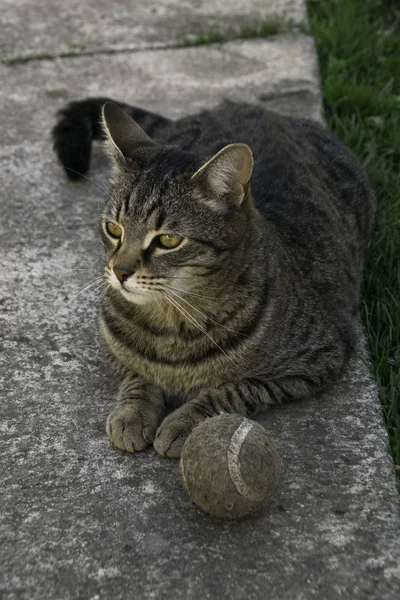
[
  {"left": 106, "top": 402, "right": 159, "bottom": 453},
  {"left": 154, "top": 405, "right": 204, "bottom": 458}
]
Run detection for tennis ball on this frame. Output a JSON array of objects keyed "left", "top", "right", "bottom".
[{"left": 180, "top": 414, "right": 280, "bottom": 519}]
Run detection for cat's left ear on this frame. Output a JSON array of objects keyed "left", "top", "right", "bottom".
[
  {"left": 191, "top": 143, "right": 253, "bottom": 211},
  {"left": 102, "top": 102, "right": 154, "bottom": 165}
]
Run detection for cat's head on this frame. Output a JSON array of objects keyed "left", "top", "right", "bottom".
[{"left": 100, "top": 103, "right": 254, "bottom": 306}]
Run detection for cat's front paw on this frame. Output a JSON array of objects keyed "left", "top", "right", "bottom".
[
  {"left": 154, "top": 404, "right": 206, "bottom": 458},
  {"left": 106, "top": 402, "right": 159, "bottom": 453}
]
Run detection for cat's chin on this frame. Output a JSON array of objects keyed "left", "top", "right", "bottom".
[{"left": 119, "top": 288, "right": 155, "bottom": 305}]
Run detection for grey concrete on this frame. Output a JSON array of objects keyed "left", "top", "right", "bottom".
[
  {"left": 1, "top": 35, "right": 323, "bottom": 146},
  {"left": 1, "top": 4, "right": 400, "bottom": 600},
  {"left": 1, "top": 0, "right": 306, "bottom": 63}
]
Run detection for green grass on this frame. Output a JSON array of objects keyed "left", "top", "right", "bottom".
[{"left": 307, "top": 0, "right": 400, "bottom": 470}]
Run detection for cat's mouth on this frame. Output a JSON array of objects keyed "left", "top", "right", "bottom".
[
  {"left": 106, "top": 268, "right": 157, "bottom": 305},
  {"left": 119, "top": 287, "right": 155, "bottom": 305}
]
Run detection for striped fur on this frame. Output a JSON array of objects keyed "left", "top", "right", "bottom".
[{"left": 53, "top": 99, "right": 375, "bottom": 457}]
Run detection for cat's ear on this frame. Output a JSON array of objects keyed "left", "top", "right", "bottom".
[
  {"left": 102, "top": 102, "right": 154, "bottom": 163},
  {"left": 191, "top": 143, "right": 253, "bottom": 211}
]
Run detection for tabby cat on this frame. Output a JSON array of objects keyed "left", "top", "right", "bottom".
[{"left": 53, "top": 98, "right": 375, "bottom": 457}]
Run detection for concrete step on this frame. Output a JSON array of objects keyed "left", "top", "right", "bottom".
[
  {"left": 1, "top": 35, "right": 322, "bottom": 149},
  {"left": 1, "top": 0, "right": 306, "bottom": 63}
]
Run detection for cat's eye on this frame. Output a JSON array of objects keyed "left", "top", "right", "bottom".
[
  {"left": 105, "top": 222, "right": 123, "bottom": 239},
  {"left": 157, "top": 234, "right": 183, "bottom": 249}
]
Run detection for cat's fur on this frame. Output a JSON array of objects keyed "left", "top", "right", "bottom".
[{"left": 53, "top": 97, "right": 375, "bottom": 457}]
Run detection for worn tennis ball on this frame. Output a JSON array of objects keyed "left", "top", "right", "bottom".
[{"left": 180, "top": 414, "right": 281, "bottom": 519}]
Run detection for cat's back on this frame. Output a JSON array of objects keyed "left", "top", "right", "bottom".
[{"left": 158, "top": 102, "right": 375, "bottom": 260}]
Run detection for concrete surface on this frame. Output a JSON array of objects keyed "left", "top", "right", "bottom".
[
  {"left": 1, "top": 0, "right": 306, "bottom": 63},
  {"left": 0, "top": 35, "right": 323, "bottom": 147},
  {"left": 1, "top": 1, "right": 400, "bottom": 599}
]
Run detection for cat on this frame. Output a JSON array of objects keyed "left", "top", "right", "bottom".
[{"left": 53, "top": 97, "right": 375, "bottom": 458}]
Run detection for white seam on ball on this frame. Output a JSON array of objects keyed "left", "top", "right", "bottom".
[{"left": 227, "top": 420, "right": 264, "bottom": 502}]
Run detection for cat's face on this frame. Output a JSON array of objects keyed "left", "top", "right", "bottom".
[
  {"left": 100, "top": 103, "right": 253, "bottom": 307},
  {"left": 100, "top": 157, "right": 245, "bottom": 306}
]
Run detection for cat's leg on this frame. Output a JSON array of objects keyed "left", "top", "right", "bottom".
[
  {"left": 107, "top": 373, "right": 166, "bottom": 452},
  {"left": 52, "top": 97, "right": 171, "bottom": 180},
  {"left": 154, "top": 377, "right": 316, "bottom": 457}
]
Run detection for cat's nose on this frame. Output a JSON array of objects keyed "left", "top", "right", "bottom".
[{"left": 113, "top": 265, "right": 133, "bottom": 283}]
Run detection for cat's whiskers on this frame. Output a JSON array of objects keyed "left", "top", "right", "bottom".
[
  {"left": 161, "top": 283, "right": 216, "bottom": 300},
  {"left": 64, "top": 276, "right": 105, "bottom": 305},
  {"left": 163, "top": 293, "right": 216, "bottom": 340},
  {"left": 162, "top": 293, "right": 244, "bottom": 374},
  {"left": 91, "top": 281, "right": 111, "bottom": 308},
  {"left": 159, "top": 276, "right": 209, "bottom": 281},
  {"left": 63, "top": 167, "right": 109, "bottom": 196},
  {"left": 80, "top": 281, "right": 109, "bottom": 308},
  {"left": 166, "top": 288, "right": 247, "bottom": 338},
  {"left": 70, "top": 268, "right": 102, "bottom": 272},
  {"left": 157, "top": 276, "right": 222, "bottom": 292}
]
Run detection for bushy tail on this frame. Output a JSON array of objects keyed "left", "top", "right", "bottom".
[{"left": 52, "top": 97, "right": 171, "bottom": 180}]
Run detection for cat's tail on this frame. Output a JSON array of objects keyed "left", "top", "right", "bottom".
[{"left": 52, "top": 97, "right": 171, "bottom": 180}]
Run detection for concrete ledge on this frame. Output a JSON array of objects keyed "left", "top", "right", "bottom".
[
  {"left": 1, "top": 31, "right": 399, "bottom": 600},
  {"left": 1, "top": 0, "right": 307, "bottom": 63},
  {"left": 1, "top": 35, "right": 322, "bottom": 150}
]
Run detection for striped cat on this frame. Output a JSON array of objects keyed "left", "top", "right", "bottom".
[{"left": 53, "top": 98, "right": 375, "bottom": 457}]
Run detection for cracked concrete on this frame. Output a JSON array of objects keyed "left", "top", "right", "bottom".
[
  {"left": 1, "top": 0, "right": 399, "bottom": 599},
  {"left": 1, "top": 0, "right": 306, "bottom": 63},
  {"left": 1, "top": 36, "right": 322, "bottom": 149}
]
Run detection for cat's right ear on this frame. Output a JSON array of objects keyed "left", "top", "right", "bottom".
[
  {"left": 191, "top": 143, "right": 253, "bottom": 212},
  {"left": 102, "top": 103, "right": 154, "bottom": 166}
]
